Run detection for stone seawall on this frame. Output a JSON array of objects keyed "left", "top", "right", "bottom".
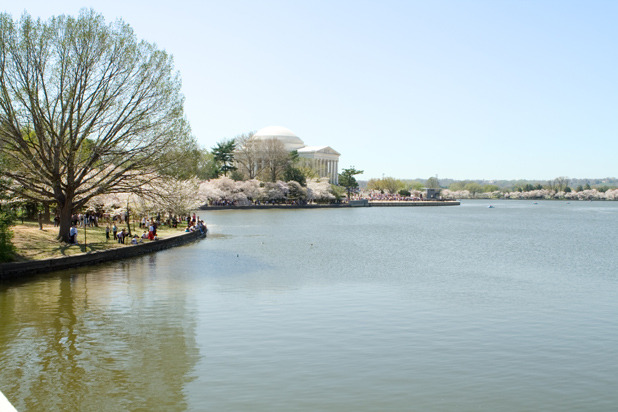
[
  {"left": 201, "top": 204, "right": 349, "bottom": 210},
  {"left": 368, "top": 200, "right": 460, "bottom": 207},
  {"left": 0, "top": 230, "right": 204, "bottom": 281},
  {"left": 201, "top": 200, "right": 459, "bottom": 210}
]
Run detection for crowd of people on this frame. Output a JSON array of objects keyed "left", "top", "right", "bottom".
[
  {"left": 359, "top": 193, "right": 423, "bottom": 201},
  {"left": 207, "top": 199, "right": 343, "bottom": 207},
  {"left": 61, "top": 212, "right": 104, "bottom": 228},
  {"left": 67, "top": 212, "right": 207, "bottom": 245}
]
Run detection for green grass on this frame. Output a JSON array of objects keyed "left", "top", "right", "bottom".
[{"left": 9, "top": 220, "right": 188, "bottom": 261}]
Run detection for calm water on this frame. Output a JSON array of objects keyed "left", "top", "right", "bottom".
[{"left": 1, "top": 200, "right": 617, "bottom": 411}]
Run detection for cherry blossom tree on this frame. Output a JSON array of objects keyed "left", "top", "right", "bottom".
[{"left": 307, "top": 178, "right": 335, "bottom": 202}]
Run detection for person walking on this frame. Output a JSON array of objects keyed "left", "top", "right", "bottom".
[
  {"left": 112, "top": 223, "right": 117, "bottom": 240},
  {"left": 105, "top": 225, "right": 110, "bottom": 241}
]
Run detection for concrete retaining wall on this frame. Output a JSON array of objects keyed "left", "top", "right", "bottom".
[
  {"left": 368, "top": 200, "right": 460, "bottom": 207},
  {"left": 202, "top": 200, "right": 459, "bottom": 210},
  {"left": 0, "top": 230, "right": 204, "bottom": 281},
  {"left": 201, "top": 204, "right": 349, "bottom": 210}
]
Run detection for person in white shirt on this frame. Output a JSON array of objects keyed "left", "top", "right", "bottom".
[{"left": 69, "top": 225, "right": 78, "bottom": 244}]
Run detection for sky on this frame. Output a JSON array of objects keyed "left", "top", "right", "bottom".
[{"left": 3, "top": 0, "right": 617, "bottom": 181}]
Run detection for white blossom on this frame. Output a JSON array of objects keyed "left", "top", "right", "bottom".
[{"left": 307, "top": 178, "right": 335, "bottom": 201}]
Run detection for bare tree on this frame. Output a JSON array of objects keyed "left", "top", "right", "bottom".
[
  {"left": 0, "top": 10, "right": 192, "bottom": 242},
  {"left": 553, "top": 176, "right": 570, "bottom": 192},
  {"left": 258, "top": 138, "right": 289, "bottom": 182},
  {"left": 234, "top": 131, "right": 266, "bottom": 179}
]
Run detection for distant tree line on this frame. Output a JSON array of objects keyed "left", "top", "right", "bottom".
[{"left": 438, "top": 176, "right": 618, "bottom": 200}]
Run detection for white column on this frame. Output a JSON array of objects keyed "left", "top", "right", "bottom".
[{"left": 327, "top": 160, "right": 331, "bottom": 183}]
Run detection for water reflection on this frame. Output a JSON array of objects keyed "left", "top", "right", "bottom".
[
  {"left": 2, "top": 201, "right": 618, "bottom": 411},
  {"left": 0, "top": 261, "right": 199, "bottom": 412}
]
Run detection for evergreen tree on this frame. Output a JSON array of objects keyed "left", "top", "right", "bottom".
[
  {"left": 211, "top": 140, "right": 237, "bottom": 177},
  {"left": 338, "top": 167, "right": 363, "bottom": 199}
]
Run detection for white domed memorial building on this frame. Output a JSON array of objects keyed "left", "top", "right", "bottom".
[{"left": 248, "top": 126, "right": 341, "bottom": 184}]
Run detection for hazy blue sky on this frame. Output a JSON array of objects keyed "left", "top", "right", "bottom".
[{"left": 4, "top": 1, "right": 617, "bottom": 180}]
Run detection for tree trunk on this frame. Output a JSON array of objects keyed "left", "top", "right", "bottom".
[
  {"left": 57, "top": 201, "right": 74, "bottom": 243},
  {"left": 126, "top": 208, "right": 132, "bottom": 236},
  {"left": 44, "top": 203, "right": 51, "bottom": 223}
]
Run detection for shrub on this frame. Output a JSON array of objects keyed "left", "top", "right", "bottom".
[{"left": 0, "top": 211, "right": 16, "bottom": 262}]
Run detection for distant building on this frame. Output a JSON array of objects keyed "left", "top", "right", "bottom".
[
  {"left": 424, "top": 188, "right": 441, "bottom": 200},
  {"left": 252, "top": 126, "right": 340, "bottom": 184}
]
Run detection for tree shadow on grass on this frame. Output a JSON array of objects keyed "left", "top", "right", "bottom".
[
  {"left": 51, "top": 242, "right": 119, "bottom": 257},
  {"left": 77, "top": 243, "right": 117, "bottom": 253}
]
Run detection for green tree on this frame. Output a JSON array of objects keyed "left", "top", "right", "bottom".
[
  {"left": 0, "top": 10, "right": 192, "bottom": 242},
  {"left": 367, "top": 177, "right": 404, "bottom": 194},
  {"left": 284, "top": 166, "right": 306, "bottom": 186},
  {"left": 338, "top": 167, "right": 363, "bottom": 199},
  {"left": 287, "top": 181, "right": 307, "bottom": 202},
  {"left": 407, "top": 181, "right": 425, "bottom": 191},
  {"left": 464, "top": 182, "right": 483, "bottom": 196},
  {"left": 298, "top": 165, "right": 320, "bottom": 180},
  {"left": 426, "top": 176, "right": 440, "bottom": 189},
  {"left": 0, "top": 211, "right": 15, "bottom": 262},
  {"left": 283, "top": 150, "right": 306, "bottom": 186},
  {"left": 449, "top": 181, "right": 467, "bottom": 191},
  {"left": 367, "top": 178, "right": 383, "bottom": 192},
  {"left": 330, "top": 184, "right": 346, "bottom": 201},
  {"left": 158, "top": 143, "right": 215, "bottom": 180},
  {"left": 196, "top": 151, "right": 219, "bottom": 180},
  {"left": 211, "top": 139, "right": 237, "bottom": 177}
]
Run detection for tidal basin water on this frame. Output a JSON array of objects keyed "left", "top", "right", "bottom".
[{"left": 1, "top": 199, "right": 618, "bottom": 411}]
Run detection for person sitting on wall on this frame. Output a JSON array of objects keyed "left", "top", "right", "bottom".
[{"left": 142, "top": 231, "right": 149, "bottom": 240}]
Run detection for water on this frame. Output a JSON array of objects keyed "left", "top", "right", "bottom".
[{"left": 1, "top": 200, "right": 617, "bottom": 411}]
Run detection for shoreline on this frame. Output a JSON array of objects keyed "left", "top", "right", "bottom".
[
  {"left": 0, "top": 230, "right": 205, "bottom": 281},
  {"left": 200, "top": 200, "right": 460, "bottom": 210},
  {"left": 1, "top": 200, "right": 459, "bottom": 279}
]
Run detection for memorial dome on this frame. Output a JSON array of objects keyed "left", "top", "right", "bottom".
[{"left": 253, "top": 126, "right": 305, "bottom": 151}]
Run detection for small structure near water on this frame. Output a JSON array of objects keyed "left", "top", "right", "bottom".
[
  {"left": 424, "top": 188, "right": 441, "bottom": 200},
  {"left": 349, "top": 199, "right": 369, "bottom": 207}
]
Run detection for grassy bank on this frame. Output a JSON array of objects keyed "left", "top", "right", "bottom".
[{"left": 9, "top": 221, "right": 188, "bottom": 261}]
